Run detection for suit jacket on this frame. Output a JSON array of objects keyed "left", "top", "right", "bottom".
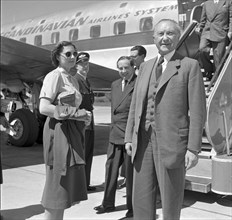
[
  {"left": 109, "top": 74, "right": 137, "bottom": 145},
  {"left": 199, "top": 0, "right": 232, "bottom": 42},
  {"left": 125, "top": 52, "right": 206, "bottom": 169},
  {"left": 75, "top": 73, "right": 94, "bottom": 130}
]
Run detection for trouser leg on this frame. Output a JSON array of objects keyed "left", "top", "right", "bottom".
[
  {"left": 133, "top": 128, "right": 158, "bottom": 220},
  {"left": 84, "top": 129, "right": 94, "bottom": 187},
  {"left": 199, "top": 37, "right": 214, "bottom": 74},
  {"left": 125, "top": 153, "right": 133, "bottom": 211},
  {"left": 152, "top": 130, "right": 185, "bottom": 220},
  {"left": 212, "top": 40, "right": 227, "bottom": 72},
  {"left": 156, "top": 164, "right": 185, "bottom": 220},
  {"left": 102, "top": 143, "right": 124, "bottom": 207},
  {"left": 120, "top": 160, "right": 126, "bottom": 178}
]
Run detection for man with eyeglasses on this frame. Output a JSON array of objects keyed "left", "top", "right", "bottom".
[{"left": 74, "top": 52, "right": 96, "bottom": 192}]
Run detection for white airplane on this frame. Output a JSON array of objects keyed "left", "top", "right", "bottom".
[
  {"left": 0, "top": 0, "right": 206, "bottom": 145},
  {"left": 2, "top": 0, "right": 232, "bottom": 196},
  {"left": 1, "top": 1, "right": 180, "bottom": 92},
  {"left": 1, "top": 1, "right": 178, "bottom": 71},
  {"left": 1, "top": 0, "right": 183, "bottom": 145}
]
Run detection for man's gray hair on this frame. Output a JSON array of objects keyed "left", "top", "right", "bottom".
[{"left": 154, "top": 19, "right": 182, "bottom": 37}]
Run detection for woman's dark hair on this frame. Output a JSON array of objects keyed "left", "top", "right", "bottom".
[
  {"left": 51, "top": 41, "right": 77, "bottom": 67},
  {"left": 116, "top": 56, "right": 135, "bottom": 68}
]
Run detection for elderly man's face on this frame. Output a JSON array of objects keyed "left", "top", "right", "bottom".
[
  {"left": 117, "top": 59, "right": 135, "bottom": 80},
  {"left": 153, "top": 21, "right": 180, "bottom": 55},
  {"left": 76, "top": 60, "right": 89, "bottom": 77}
]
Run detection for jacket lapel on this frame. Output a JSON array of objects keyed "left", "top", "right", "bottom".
[
  {"left": 212, "top": 0, "right": 226, "bottom": 21},
  {"left": 138, "top": 58, "right": 157, "bottom": 102},
  {"left": 156, "top": 52, "right": 182, "bottom": 94},
  {"left": 113, "top": 74, "right": 137, "bottom": 111},
  {"left": 112, "top": 80, "right": 122, "bottom": 111}
]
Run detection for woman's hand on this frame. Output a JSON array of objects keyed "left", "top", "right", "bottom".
[
  {"left": 71, "top": 109, "right": 92, "bottom": 125},
  {"left": 84, "top": 110, "right": 92, "bottom": 126}
]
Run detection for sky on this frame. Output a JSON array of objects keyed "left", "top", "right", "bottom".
[{"left": 1, "top": 0, "right": 104, "bottom": 25}]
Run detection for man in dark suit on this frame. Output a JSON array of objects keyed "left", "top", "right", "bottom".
[
  {"left": 94, "top": 56, "right": 136, "bottom": 218},
  {"left": 130, "top": 45, "right": 147, "bottom": 75},
  {"left": 196, "top": 0, "right": 232, "bottom": 79},
  {"left": 125, "top": 19, "right": 206, "bottom": 220},
  {"left": 118, "top": 45, "right": 147, "bottom": 188},
  {"left": 75, "top": 52, "right": 96, "bottom": 191}
]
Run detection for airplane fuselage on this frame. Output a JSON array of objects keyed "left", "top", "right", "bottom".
[{"left": 1, "top": 1, "right": 178, "bottom": 70}]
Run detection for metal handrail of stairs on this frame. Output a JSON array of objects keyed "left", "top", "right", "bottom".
[{"left": 207, "top": 41, "right": 232, "bottom": 93}]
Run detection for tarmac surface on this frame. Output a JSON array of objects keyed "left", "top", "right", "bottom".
[{"left": 1, "top": 105, "right": 232, "bottom": 220}]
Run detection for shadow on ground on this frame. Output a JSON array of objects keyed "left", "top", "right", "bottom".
[
  {"left": 2, "top": 143, "right": 44, "bottom": 170},
  {"left": 183, "top": 190, "right": 232, "bottom": 208},
  {"left": 1, "top": 204, "right": 44, "bottom": 220}
]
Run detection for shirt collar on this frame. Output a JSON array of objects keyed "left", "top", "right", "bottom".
[
  {"left": 123, "top": 73, "right": 134, "bottom": 84},
  {"left": 158, "top": 50, "right": 175, "bottom": 63}
]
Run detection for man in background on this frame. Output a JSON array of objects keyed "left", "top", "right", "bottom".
[
  {"left": 196, "top": 0, "right": 232, "bottom": 80},
  {"left": 118, "top": 45, "right": 147, "bottom": 189},
  {"left": 94, "top": 56, "right": 136, "bottom": 218},
  {"left": 75, "top": 52, "right": 96, "bottom": 191},
  {"left": 130, "top": 45, "right": 147, "bottom": 75}
]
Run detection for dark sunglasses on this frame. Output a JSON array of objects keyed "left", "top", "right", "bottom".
[{"left": 60, "top": 51, "right": 78, "bottom": 58}]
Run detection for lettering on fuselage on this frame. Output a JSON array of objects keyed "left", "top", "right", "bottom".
[{"left": 1, "top": 4, "right": 177, "bottom": 38}]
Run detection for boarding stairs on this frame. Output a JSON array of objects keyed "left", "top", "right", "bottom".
[{"left": 176, "top": 17, "right": 232, "bottom": 194}]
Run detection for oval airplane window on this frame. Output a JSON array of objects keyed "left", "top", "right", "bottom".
[
  {"left": 51, "top": 32, "right": 60, "bottom": 44},
  {"left": 34, "top": 35, "right": 42, "bottom": 46},
  {"left": 90, "top": 25, "right": 101, "bottom": 38},
  {"left": 140, "top": 17, "right": 153, "bottom": 32},
  {"left": 114, "top": 21, "right": 126, "bottom": 35},
  {"left": 69, "top": 29, "right": 79, "bottom": 41}
]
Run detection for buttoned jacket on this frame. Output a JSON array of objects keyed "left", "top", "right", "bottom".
[
  {"left": 199, "top": 0, "right": 232, "bottom": 41},
  {"left": 109, "top": 74, "right": 137, "bottom": 145},
  {"left": 125, "top": 52, "right": 206, "bottom": 169}
]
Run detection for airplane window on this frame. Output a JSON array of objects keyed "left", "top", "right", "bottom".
[
  {"left": 90, "top": 25, "right": 101, "bottom": 38},
  {"left": 51, "top": 32, "right": 60, "bottom": 44},
  {"left": 140, "top": 17, "right": 153, "bottom": 32},
  {"left": 69, "top": 29, "right": 79, "bottom": 41},
  {"left": 114, "top": 21, "right": 126, "bottom": 35},
  {"left": 34, "top": 35, "right": 42, "bottom": 46},
  {"left": 19, "top": 37, "right": 26, "bottom": 43}
]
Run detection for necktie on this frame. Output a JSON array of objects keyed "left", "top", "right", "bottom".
[
  {"left": 156, "top": 55, "right": 164, "bottom": 80},
  {"left": 122, "top": 79, "right": 128, "bottom": 91}
]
